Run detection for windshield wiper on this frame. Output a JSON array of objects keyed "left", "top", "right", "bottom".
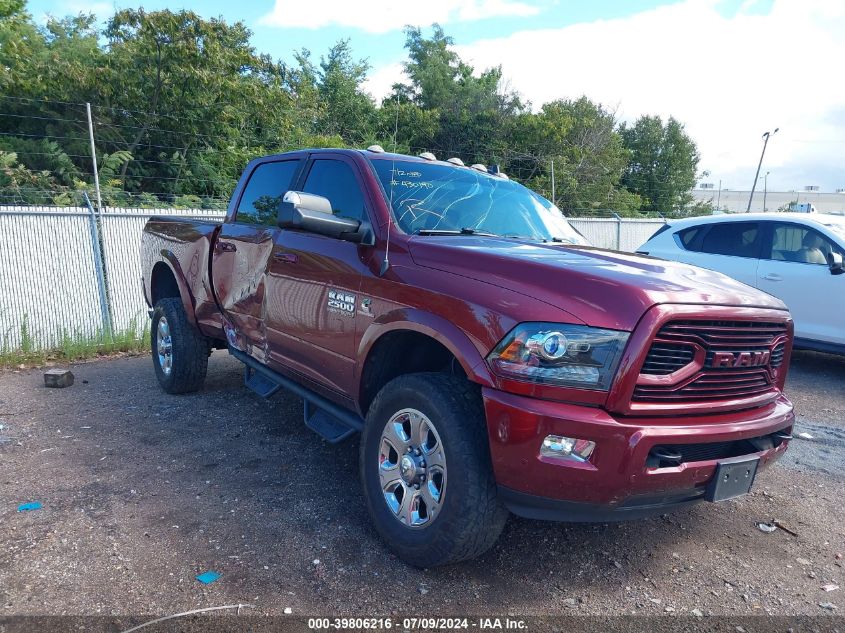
[
  {"left": 415, "top": 228, "right": 499, "bottom": 237},
  {"left": 414, "top": 228, "right": 571, "bottom": 242},
  {"left": 536, "top": 236, "right": 576, "bottom": 244}
]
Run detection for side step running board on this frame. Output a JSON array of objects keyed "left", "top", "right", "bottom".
[
  {"left": 244, "top": 366, "right": 282, "bottom": 398},
  {"left": 229, "top": 347, "right": 363, "bottom": 443},
  {"left": 304, "top": 401, "right": 356, "bottom": 443}
]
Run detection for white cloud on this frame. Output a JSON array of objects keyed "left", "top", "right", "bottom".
[
  {"left": 363, "top": 62, "right": 406, "bottom": 101},
  {"left": 367, "top": 0, "right": 845, "bottom": 191},
  {"left": 258, "top": 0, "right": 540, "bottom": 33}
]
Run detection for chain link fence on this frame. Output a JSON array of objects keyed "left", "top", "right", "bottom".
[
  {"left": 568, "top": 216, "right": 666, "bottom": 251},
  {"left": 0, "top": 205, "right": 225, "bottom": 351},
  {"left": 0, "top": 206, "right": 665, "bottom": 352},
  {"left": 97, "top": 207, "right": 226, "bottom": 337}
]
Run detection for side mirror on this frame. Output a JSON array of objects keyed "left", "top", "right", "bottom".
[
  {"left": 278, "top": 191, "right": 362, "bottom": 241},
  {"left": 829, "top": 251, "right": 844, "bottom": 275}
]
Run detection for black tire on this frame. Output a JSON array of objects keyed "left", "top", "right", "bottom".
[
  {"left": 151, "top": 297, "right": 210, "bottom": 394},
  {"left": 359, "top": 372, "right": 508, "bottom": 567}
]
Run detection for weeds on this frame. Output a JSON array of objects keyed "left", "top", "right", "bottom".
[{"left": 0, "top": 316, "right": 150, "bottom": 369}]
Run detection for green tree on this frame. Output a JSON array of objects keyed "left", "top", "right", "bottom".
[
  {"left": 0, "top": 8, "right": 101, "bottom": 167},
  {"left": 401, "top": 25, "right": 463, "bottom": 111},
  {"left": 620, "top": 115, "right": 699, "bottom": 214},
  {"left": 100, "top": 8, "right": 297, "bottom": 197},
  {"left": 395, "top": 25, "right": 522, "bottom": 160},
  {"left": 0, "top": 0, "right": 41, "bottom": 96},
  {"left": 505, "top": 98, "right": 641, "bottom": 214},
  {"left": 375, "top": 99, "right": 439, "bottom": 154},
  {"left": 316, "top": 40, "right": 376, "bottom": 144},
  {"left": 0, "top": 151, "right": 68, "bottom": 204},
  {"left": 0, "top": 7, "right": 704, "bottom": 215}
]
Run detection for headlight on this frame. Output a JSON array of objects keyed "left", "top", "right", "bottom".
[{"left": 487, "top": 323, "right": 629, "bottom": 390}]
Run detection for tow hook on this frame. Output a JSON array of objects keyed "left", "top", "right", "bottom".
[
  {"left": 649, "top": 447, "right": 683, "bottom": 468},
  {"left": 772, "top": 431, "right": 793, "bottom": 447}
]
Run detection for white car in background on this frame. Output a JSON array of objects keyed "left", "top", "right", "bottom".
[{"left": 637, "top": 213, "right": 845, "bottom": 354}]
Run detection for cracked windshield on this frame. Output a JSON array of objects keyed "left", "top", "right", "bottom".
[{"left": 371, "top": 160, "right": 588, "bottom": 245}]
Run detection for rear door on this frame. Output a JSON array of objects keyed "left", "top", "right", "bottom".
[
  {"left": 211, "top": 158, "right": 302, "bottom": 357},
  {"left": 757, "top": 221, "right": 845, "bottom": 345},
  {"left": 263, "top": 154, "right": 374, "bottom": 401},
  {"left": 674, "top": 221, "right": 762, "bottom": 287}
]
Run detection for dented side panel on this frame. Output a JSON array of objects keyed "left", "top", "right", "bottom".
[
  {"left": 209, "top": 223, "right": 276, "bottom": 360},
  {"left": 141, "top": 217, "right": 225, "bottom": 338}
]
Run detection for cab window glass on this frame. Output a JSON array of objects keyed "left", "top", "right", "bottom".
[
  {"left": 678, "top": 226, "right": 701, "bottom": 249},
  {"left": 236, "top": 160, "right": 300, "bottom": 226},
  {"left": 302, "top": 159, "right": 366, "bottom": 222},
  {"left": 768, "top": 224, "right": 840, "bottom": 265},
  {"left": 697, "top": 222, "right": 760, "bottom": 258}
]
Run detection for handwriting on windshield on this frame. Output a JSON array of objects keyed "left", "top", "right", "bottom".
[
  {"left": 391, "top": 179, "right": 434, "bottom": 189},
  {"left": 390, "top": 167, "right": 434, "bottom": 190},
  {"left": 391, "top": 168, "right": 421, "bottom": 177}
]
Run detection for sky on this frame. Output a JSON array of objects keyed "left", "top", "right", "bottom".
[{"left": 28, "top": 0, "right": 845, "bottom": 193}]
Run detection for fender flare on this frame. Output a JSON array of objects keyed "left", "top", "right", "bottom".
[
  {"left": 356, "top": 308, "right": 495, "bottom": 388},
  {"left": 154, "top": 250, "right": 198, "bottom": 327}
]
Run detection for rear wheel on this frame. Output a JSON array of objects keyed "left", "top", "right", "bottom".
[
  {"left": 151, "top": 297, "right": 210, "bottom": 394},
  {"left": 360, "top": 373, "right": 508, "bottom": 567}
]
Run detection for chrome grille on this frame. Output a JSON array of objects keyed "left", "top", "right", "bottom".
[
  {"left": 771, "top": 342, "right": 786, "bottom": 368},
  {"left": 641, "top": 343, "right": 696, "bottom": 375},
  {"left": 634, "top": 370, "right": 771, "bottom": 401},
  {"left": 634, "top": 319, "right": 788, "bottom": 404},
  {"left": 658, "top": 320, "right": 787, "bottom": 347}
]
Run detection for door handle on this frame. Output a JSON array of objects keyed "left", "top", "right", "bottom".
[
  {"left": 216, "top": 241, "right": 237, "bottom": 253},
  {"left": 762, "top": 273, "right": 783, "bottom": 281},
  {"left": 273, "top": 252, "right": 298, "bottom": 264}
]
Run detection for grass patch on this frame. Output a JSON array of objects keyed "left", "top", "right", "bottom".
[{"left": 1, "top": 316, "right": 150, "bottom": 369}]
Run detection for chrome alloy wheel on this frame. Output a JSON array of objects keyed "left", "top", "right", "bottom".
[
  {"left": 378, "top": 408, "right": 446, "bottom": 528},
  {"left": 156, "top": 316, "right": 173, "bottom": 376}
]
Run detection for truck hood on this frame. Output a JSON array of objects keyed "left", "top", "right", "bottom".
[{"left": 408, "top": 237, "right": 787, "bottom": 331}]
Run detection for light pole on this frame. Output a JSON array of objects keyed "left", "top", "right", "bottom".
[
  {"left": 762, "top": 171, "right": 770, "bottom": 211},
  {"left": 747, "top": 128, "right": 778, "bottom": 212}
]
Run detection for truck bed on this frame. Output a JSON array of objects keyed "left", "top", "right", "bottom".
[{"left": 141, "top": 217, "right": 226, "bottom": 340}]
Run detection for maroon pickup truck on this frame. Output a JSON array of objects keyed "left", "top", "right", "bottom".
[{"left": 141, "top": 147, "right": 795, "bottom": 567}]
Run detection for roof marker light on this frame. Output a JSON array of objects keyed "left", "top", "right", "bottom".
[
  {"left": 418, "top": 152, "right": 437, "bottom": 161},
  {"left": 446, "top": 157, "right": 465, "bottom": 166},
  {"left": 366, "top": 145, "right": 385, "bottom": 153}
]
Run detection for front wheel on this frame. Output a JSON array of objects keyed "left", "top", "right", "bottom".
[
  {"left": 359, "top": 373, "right": 508, "bottom": 567},
  {"left": 151, "top": 297, "right": 210, "bottom": 394}
]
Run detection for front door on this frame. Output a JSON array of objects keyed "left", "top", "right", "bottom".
[
  {"left": 757, "top": 221, "right": 845, "bottom": 345},
  {"left": 264, "top": 155, "right": 374, "bottom": 400},
  {"left": 210, "top": 158, "right": 302, "bottom": 359}
]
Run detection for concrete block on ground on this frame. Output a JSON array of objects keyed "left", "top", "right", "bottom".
[{"left": 44, "top": 369, "right": 74, "bottom": 388}]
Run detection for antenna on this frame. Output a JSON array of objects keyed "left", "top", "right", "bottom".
[{"left": 380, "top": 93, "right": 400, "bottom": 277}]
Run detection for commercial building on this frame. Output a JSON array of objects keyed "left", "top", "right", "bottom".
[{"left": 692, "top": 186, "right": 845, "bottom": 215}]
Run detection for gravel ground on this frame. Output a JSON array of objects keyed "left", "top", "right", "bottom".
[{"left": 0, "top": 349, "right": 843, "bottom": 620}]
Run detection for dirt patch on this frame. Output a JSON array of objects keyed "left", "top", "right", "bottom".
[{"left": 0, "top": 350, "right": 843, "bottom": 618}]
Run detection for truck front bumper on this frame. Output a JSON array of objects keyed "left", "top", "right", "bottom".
[{"left": 482, "top": 388, "right": 794, "bottom": 522}]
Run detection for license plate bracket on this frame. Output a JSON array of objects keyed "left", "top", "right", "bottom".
[{"left": 705, "top": 456, "right": 760, "bottom": 502}]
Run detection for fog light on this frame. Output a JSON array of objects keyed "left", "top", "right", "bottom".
[{"left": 540, "top": 435, "right": 596, "bottom": 463}]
